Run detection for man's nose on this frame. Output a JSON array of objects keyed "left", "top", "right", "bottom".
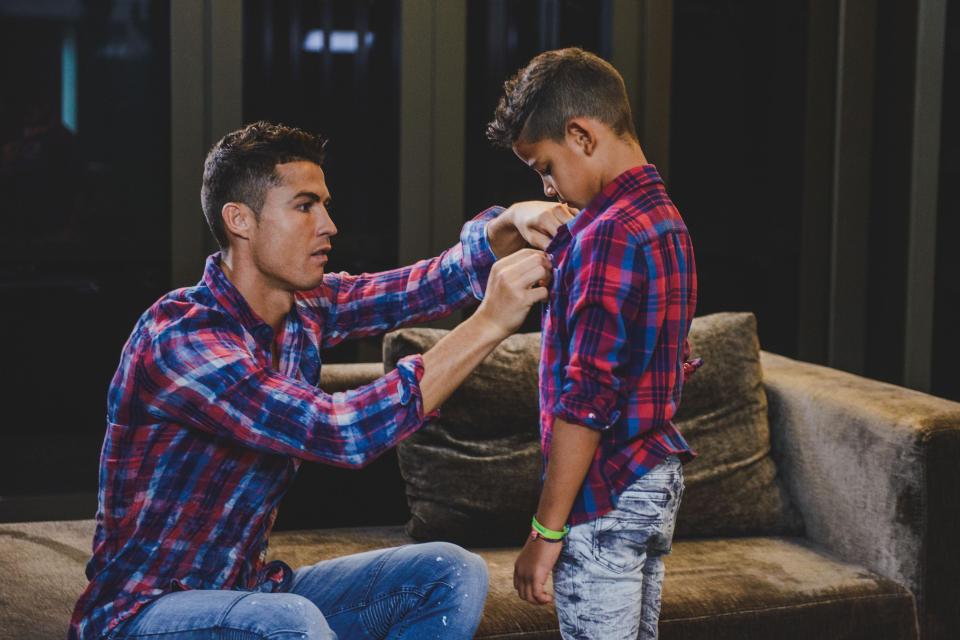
[{"left": 319, "top": 211, "right": 338, "bottom": 237}]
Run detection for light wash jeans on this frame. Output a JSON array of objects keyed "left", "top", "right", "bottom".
[
  {"left": 108, "top": 541, "right": 488, "bottom": 639},
  {"left": 552, "top": 456, "right": 684, "bottom": 640}
]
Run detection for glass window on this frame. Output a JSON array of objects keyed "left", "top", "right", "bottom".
[{"left": 0, "top": 0, "right": 170, "bottom": 499}]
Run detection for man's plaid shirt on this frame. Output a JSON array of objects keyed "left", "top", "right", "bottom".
[{"left": 69, "top": 210, "right": 498, "bottom": 640}]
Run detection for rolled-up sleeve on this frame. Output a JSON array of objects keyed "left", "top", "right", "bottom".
[
  {"left": 139, "top": 321, "right": 432, "bottom": 468},
  {"left": 553, "top": 221, "right": 659, "bottom": 431}
]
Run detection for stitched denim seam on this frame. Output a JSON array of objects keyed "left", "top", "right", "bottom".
[{"left": 323, "top": 580, "right": 453, "bottom": 620}]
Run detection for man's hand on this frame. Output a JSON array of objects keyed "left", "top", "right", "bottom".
[
  {"left": 514, "top": 535, "right": 563, "bottom": 605},
  {"left": 487, "top": 201, "right": 577, "bottom": 257},
  {"left": 474, "top": 248, "right": 552, "bottom": 337}
]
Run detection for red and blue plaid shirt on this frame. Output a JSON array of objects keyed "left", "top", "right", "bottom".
[
  {"left": 68, "top": 210, "right": 498, "bottom": 640},
  {"left": 539, "top": 165, "right": 698, "bottom": 525}
]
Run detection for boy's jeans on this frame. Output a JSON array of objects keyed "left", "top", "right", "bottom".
[
  {"left": 553, "top": 456, "right": 684, "bottom": 640},
  {"left": 108, "top": 541, "right": 488, "bottom": 639}
]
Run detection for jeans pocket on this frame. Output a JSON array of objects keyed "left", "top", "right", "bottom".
[{"left": 591, "top": 514, "right": 663, "bottom": 574}]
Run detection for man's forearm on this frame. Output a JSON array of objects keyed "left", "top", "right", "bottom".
[
  {"left": 535, "top": 418, "right": 602, "bottom": 531},
  {"left": 418, "top": 314, "right": 507, "bottom": 414}
]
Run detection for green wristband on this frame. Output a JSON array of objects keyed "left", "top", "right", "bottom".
[{"left": 531, "top": 515, "right": 570, "bottom": 540}]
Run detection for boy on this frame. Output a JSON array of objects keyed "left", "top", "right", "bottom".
[{"left": 487, "top": 48, "right": 699, "bottom": 639}]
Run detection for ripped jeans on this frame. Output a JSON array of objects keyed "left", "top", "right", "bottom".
[
  {"left": 552, "top": 456, "right": 684, "bottom": 640},
  {"left": 108, "top": 541, "right": 488, "bottom": 639}
]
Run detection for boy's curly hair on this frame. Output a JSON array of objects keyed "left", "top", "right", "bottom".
[
  {"left": 486, "top": 47, "right": 636, "bottom": 148},
  {"left": 201, "top": 121, "right": 328, "bottom": 250}
]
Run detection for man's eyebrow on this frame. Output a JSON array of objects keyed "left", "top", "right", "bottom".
[{"left": 290, "top": 191, "right": 321, "bottom": 202}]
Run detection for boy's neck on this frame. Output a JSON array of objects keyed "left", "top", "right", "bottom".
[{"left": 598, "top": 137, "right": 649, "bottom": 189}]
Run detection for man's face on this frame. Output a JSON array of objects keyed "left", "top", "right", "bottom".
[
  {"left": 512, "top": 134, "right": 598, "bottom": 210},
  {"left": 247, "top": 160, "right": 337, "bottom": 291}
]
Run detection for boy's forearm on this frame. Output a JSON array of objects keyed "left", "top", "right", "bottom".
[{"left": 535, "top": 418, "right": 602, "bottom": 531}]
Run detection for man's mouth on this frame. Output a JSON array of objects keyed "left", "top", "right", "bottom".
[{"left": 310, "top": 247, "right": 331, "bottom": 263}]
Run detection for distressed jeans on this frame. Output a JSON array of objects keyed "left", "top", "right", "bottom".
[
  {"left": 552, "top": 456, "right": 684, "bottom": 640},
  {"left": 109, "top": 541, "right": 489, "bottom": 639}
]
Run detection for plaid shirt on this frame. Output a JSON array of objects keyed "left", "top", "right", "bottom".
[
  {"left": 540, "top": 165, "right": 698, "bottom": 525},
  {"left": 69, "top": 210, "right": 498, "bottom": 640}
]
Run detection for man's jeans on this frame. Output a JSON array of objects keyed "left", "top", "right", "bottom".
[
  {"left": 109, "top": 541, "right": 489, "bottom": 639},
  {"left": 552, "top": 456, "right": 684, "bottom": 640}
]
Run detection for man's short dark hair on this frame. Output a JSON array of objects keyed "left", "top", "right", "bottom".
[
  {"left": 486, "top": 47, "right": 636, "bottom": 148},
  {"left": 201, "top": 121, "right": 327, "bottom": 250}
]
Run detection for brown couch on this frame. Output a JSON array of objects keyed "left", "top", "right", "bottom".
[{"left": 2, "top": 345, "right": 958, "bottom": 639}]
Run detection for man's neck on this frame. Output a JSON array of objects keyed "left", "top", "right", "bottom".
[{"left": 220, "top": 251, "right": 294, "bottom": 333}]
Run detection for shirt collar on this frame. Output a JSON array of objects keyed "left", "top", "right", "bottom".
[
  {"left": 202, "top": 252, "right": 273, "bottom": 339},
  {"left": 566, "top": 164, "right": 664, "bottom": 239}
]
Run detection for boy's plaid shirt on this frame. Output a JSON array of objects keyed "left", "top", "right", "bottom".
[
  {"left": 540, "top": 165, "right": 698, "bottom": 525},
  {"left": 68, "top": 210, "right": 498, "bottom": 640}
]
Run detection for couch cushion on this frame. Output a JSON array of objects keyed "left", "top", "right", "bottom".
[
  {"left": 264, "top": 525, "right": 917, "bottom": 640},
  {"left": 384, "top": 329, "right": 542, "bottom": 546},
  {"left": 0, "top": 519, "right": 92, "bottom": 639},
  {"left": 384, "top": 312, "right": 801, "bottom": 543},
  {"left": 672, "top": 312, "right": 802, "bottom": 537}
]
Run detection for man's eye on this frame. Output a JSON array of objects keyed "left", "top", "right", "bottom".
[{"left": 297, "top": 202, "right": 312, "bottom": 212}]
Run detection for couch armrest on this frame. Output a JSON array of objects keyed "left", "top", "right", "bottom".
[
  {"left": 761, "top": 351, "right": 960, "bottom": 640},
  {"left": 319, "top": 362, "right": 384, "bottom": 393}
]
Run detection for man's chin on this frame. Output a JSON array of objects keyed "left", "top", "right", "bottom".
[{"left": 294, "top": 272, "right": 326, "bottom": 291}]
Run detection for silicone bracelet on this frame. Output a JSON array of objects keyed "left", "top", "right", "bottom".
[{"left": 531, "top": 515, "right": 570, "bottom": 540}]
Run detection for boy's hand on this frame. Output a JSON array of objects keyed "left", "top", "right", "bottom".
[
  {"left": 487, "top": 201, "right": 577, "bottom": 256},
  {"left": 513, "top": 534, "right": 563, "bottom": 605}
]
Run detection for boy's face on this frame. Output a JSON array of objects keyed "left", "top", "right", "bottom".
[
  {"left": 244, "top": 160, "right": 338, "bottom": 291},
  {"left": 512, "top": 128, "right": 600, "bottom": 210}
]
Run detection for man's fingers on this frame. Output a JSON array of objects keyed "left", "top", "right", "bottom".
[
  {"left": 497, "top": 252, "right": 552, "bottom": 288},
  {"left": 525, "top": 230, "right": 552, "bottom": 250},
  {"left": 526, "top": 285, "right": 549, "bottom": 305}
]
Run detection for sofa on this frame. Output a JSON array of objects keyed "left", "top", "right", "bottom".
[{"left": 2, "top": 313, "right": 958, "bottom": 639}]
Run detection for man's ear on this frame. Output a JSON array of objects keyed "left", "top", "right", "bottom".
[
  {"left": 565, "top": 118, "right": 597, "bottom": 156},
  {"left": 221, "top": 202, "right": 254, "bottom": 242}
]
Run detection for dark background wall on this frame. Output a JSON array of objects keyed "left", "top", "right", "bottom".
[{"left": 0, "top": 0, "right": 954, "bottom": 524}]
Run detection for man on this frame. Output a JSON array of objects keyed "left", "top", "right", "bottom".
[{"left": 69, "top": 121, "right": 572, "bottom": 640}]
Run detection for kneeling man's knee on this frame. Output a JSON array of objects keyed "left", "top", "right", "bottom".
[
  {"left": 419, "top": 542, "right": 489, "bottom": 613},
  {"left": 227, "top": 593, "right": 334, "bottom": 640}
]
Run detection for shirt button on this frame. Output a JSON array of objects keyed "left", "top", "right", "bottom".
[{"left": 588, "top": 412, "right": 597, "bottom": 420}]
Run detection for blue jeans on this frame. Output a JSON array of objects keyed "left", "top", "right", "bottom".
[
  {"left": 109, "top": 541, "right": 488, "bottom": 639},
  {"left": 552, "top": 456, "right": 684, "bottom": 640}
]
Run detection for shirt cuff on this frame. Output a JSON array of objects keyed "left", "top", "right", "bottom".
[
  {"left": 395, "top": 353, "right": 440, "bottom": 422},
  {"left": 553, "top": 394, "right": 621, "bottom": 431},
  {"left": 459, "top": 206, "right": 501, "bottom": 300}
]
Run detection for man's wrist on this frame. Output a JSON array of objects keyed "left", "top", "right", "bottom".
[
  {"left": 462, "top": 309, "right": 510, "bottom": 346},
  {"left": 485, "top": 210, "right": 524, "bottom": 259}
]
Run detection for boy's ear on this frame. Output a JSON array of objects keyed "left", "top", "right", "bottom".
[
  {"left": 221, "top": 202, "right": 254, "bottom": 241},
  {"left": 565, "top": 118, "right": 597, "bottom": 156}
]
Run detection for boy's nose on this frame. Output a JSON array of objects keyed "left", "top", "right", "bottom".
[{"left": 544, "top": 183, "right": 557, "bottom": 198}]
